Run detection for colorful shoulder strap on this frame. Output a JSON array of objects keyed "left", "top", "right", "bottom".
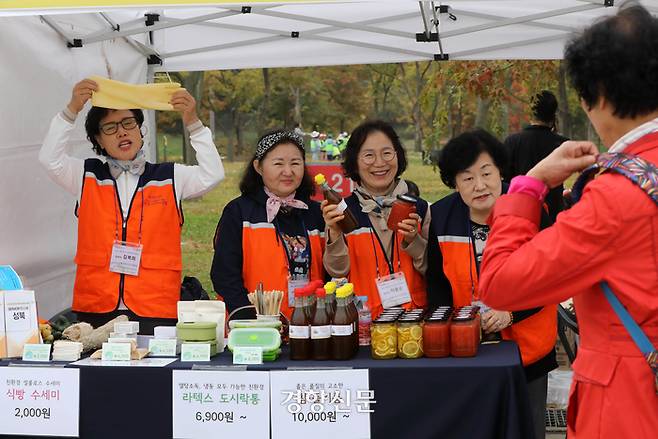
[{"left": 571, "top": 152, "right": 658, "bottom": 395}]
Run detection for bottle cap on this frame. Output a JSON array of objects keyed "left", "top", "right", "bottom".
[
  {"left": 324, "top": 281, "right": 337, "bottom": 295},
  {"left": 314, "top": 173, "right": 326, "bottom": 185},
  {"left": 335, "top": 285, "right": 350, "bottom": 299}
]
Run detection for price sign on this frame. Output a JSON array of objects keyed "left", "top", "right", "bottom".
[
  {"left": 270, "top": 369, "right": 373, "bottom": 439},
  {"left": 172, "top": 370, "right": 270, "bottom": 439},
  {"left": 307, "top": 164, "right": 355, "bottom": 202},
  {"left": 0, "top": 367, "right": 80, "bottom": 437}
]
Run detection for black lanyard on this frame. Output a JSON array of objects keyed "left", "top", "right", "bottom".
[
  {"left": 273, "top": 216, "right": 311, "bottom": 278},
  {"left": 368, "top": 223, "right": 400, "bottom": 278},
  {"left": 112, "top": 180, "right": 144, "bottom": 243}
]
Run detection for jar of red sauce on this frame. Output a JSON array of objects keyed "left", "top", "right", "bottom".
[
  {"left": 387, "top": 194, "right": 417, "bottom": 231},
  {"left": 423, "top": 308, "right": 452, "bottom": 358},
  {"left": 450, "top": 307, "right": 480, "bottom": 357}
]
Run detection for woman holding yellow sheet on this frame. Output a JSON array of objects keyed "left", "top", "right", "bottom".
[{"left": 38, "top": 78, "right": 224, "bottom": 333}]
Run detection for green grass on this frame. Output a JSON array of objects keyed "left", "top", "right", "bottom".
[{"left": 178, "top": 147, "right": 450, "bottom": 294}]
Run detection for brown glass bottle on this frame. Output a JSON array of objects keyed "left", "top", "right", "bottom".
[
  {"left": 331, "top": 288, "right": 354, "bottom": 360},
  {"left": 324, "top": 281, "right": 337, "bottom": 320},
  {"left": 345, "top": 284, "right": 360, "bottom": 355},
  {"left": 311, "top": 288, "right": 331, "bottom": 360},
  {"left": 314, "top": 173, "right": 358, "bottom": 234},
  {"left": 289, "top": 288, "right": 311, "bottom": 360}
]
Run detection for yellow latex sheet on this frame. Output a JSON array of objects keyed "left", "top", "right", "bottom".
[{"left": 90, "top": 75, "right": 182, "bottom": 111}]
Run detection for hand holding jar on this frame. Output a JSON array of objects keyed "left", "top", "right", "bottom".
[{"left": 387, "top": 194, "right": 419, "bottom": 244}]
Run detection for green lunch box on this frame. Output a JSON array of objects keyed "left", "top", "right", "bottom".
[
  {"left": 228, "top": 328, "right": 281, "bottom": 361},
  {"left": 176, "top": 322, "right": 217, "bottom": 342},
  {"left": 229, "top": 319, "right": 282, "bottom": 330}
]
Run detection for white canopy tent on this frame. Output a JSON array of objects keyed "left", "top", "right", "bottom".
[{"left": 0, "top": 0, "right": 652, "bottom": 318}]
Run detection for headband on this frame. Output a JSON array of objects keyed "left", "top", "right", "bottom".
[{"left": 256, "top": 131, "right": 305, "bottom": 159}]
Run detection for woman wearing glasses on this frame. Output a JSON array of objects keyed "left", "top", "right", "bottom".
[
  {"left": 426, "top": 129, "right": 556, "bottom": 439},
  {"left": 38, "top": 78, "right": 224, "bottom": 333},
  {"left": 322, "top": 120, "right": 429, "bottom": 319}
]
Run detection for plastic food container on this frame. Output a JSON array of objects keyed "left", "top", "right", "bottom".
[
  {"left": 370, "top": 318, "right": 398, "bottom": 360},
  {"left": 423, "top": 311, "right": 451, "bottom": 358},
  {"left": 450, "top": 308, "right": 480, "bottom": 357},
  {"left": 228, "top": 319, "right": 282, "bottom": 330},
  {"left": 176, "top": 322, "right": 217, "bottom": 342},
  {"left": 228, "top": 328, "right": 281, "bottom": 352},
  {"left": 387, "top": 194, "right": 418, "bottom": 231},
  {"left": 397, "top": 317, "right": 423, "bottom": 359}
]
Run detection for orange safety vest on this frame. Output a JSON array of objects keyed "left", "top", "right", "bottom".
[
  {"left": 73, "top": 160, "right": 182, "bottom": 318},
  {"left": 430, "top": 192, "right": 556, "bottom": 365},
  {"left": 242, "top": 221, "right": 325, "bottom": 319},
  {"left": 344, "top": 195, "right": 428, "bottom": 320}
]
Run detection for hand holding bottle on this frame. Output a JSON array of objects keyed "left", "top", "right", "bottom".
[{"left": 321, "top": 200, "right": 345, "bottom": 241}]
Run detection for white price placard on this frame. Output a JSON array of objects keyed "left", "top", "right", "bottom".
[
  {"left": 0, "top": 367, "right": 79, "bottom": 437},
  {"left": 270, "top": 369, "right": 372, "bottom": 439},
  {"left": 172, "top": 370, "right": 270, "bottom": 439}
]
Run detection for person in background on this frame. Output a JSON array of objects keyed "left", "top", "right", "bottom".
[
  {"left": 426, "top": 129, "right": 557, "bottom": 439},
  {"left": 39, "top": 78, "right": 224, "bottom": 334},
  {"left": 322, "top": 120, "right": 429, "bottom": 319},
  {"left": 504, "top": 90, "right": 569, "bottom": 222},
  {"left": 319, "top": 132, "right": 328, "bottom": 161},
  {"left": 310, "top": 131, "right": 321, "bottom": 162},
  {"left": 480, "top": 4, "right": 658, "bottom": 437},
  {"left": 211, "top": 130, "right": 325, "bottom": 320}
]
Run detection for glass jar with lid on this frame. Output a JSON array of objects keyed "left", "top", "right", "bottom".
[
  {"left": 450, "top": 307, "right": 480, "bottom": 357},
  {"left": 370, "top": 317, "right": 398, "bottom": 359},
  {"left": 397, "top": 316, "right": 423, "bottom": 359}
]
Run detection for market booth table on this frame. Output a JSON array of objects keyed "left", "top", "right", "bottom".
[{"left": 0, "top": 341, "right": 533, "bottom": 439}]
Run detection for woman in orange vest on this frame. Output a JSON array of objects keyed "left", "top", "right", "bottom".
[
  {"left": 322, "top": 120, "right": 429, "bottom": 319},
  {"left": 426, "top": 129, "right": 556, "bottom": 439},
  {"left": 39, "top": 79, "right": 224, "bottom": 333},
  {"left": 211, "top": 130, "right": 325, "bottom": 320}
]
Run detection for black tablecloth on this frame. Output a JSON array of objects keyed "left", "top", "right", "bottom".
[{"left": 1, "top": 341, "right": 534, "bottom": 439}]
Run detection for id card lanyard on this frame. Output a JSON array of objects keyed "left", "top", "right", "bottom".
[
  {"left": 274, "top": 217, "right": 312, "bottom": 307},
  {"left": 109, "top": 188, "right": 144, "bottom": 276},
  {"left": 370, "top": 223, "right": 412, "bottom": 308},
  {"left": 468, "top": 219, "right": 490, "bottom": 313}
]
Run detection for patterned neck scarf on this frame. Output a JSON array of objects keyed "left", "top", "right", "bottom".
[
  {"left": 106, "top": 149, "right": 146, "bottom": 179},
  {"left": 263, "top": 187, "right": 308, "bottom": 223}
]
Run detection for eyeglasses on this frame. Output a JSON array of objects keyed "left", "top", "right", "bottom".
[
  {"left": 100, "top": 117, "right": 139, "bottom": 135},
  {"left": 359, "top": 148, "right": 397, "bottom": 165}
]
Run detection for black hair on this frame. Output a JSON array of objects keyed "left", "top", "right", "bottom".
[
  {"left": 532, "top": 90, "right": 558, "bottom": 124},
  {"left": 85, "top": 107, "right": 144, "bottom": 156},
  {"left": 405, "top": 179, "right": 420, "bottom": 197},
  {"left": 239, "top": 129, "right": 314, "bottom": 199},
  {"left": 565, "top": 3, "right": 658, "bottom": 118},
  {"left": 342, "top": 120, "right": 408, "bottom": 184},
  {"left": 438, "top": 129, "right": 508, "bottom": 188}
]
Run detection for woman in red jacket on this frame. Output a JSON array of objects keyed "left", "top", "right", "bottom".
[{"left": 480, "top": 5, "right": 658, "bottom": 438}]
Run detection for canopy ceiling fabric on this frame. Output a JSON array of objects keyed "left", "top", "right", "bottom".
[{"left": 3, "top": 1, "right": 657, "bottom": 72}]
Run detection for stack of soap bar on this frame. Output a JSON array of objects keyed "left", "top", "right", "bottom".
[
  {"left": 114, "top": 321, "right": 139, "bottom": 334},
  {"left": 52, "top": 341, "right": 83, "bottom": 361}
]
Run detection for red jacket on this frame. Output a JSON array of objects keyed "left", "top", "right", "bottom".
[{"left": 480, "top": 132, "right": 658, "bottom": 438}]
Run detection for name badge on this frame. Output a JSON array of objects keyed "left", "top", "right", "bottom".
[
  {"left": 109, "top": 240, "right": 143, "bottom": 276},
  {"left": 287, "top": 278, "right": 309, "bottom": 308},
  {"left": 376, "top": 272, "right": 411, "bottom": 309}
]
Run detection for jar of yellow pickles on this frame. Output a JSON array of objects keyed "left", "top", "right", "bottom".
[
  {"left": 397, "top": 317, "right": 423, "bottom": 359},
  {"left": 370, "top": 317, "right": 397, "bottom": 359}
]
